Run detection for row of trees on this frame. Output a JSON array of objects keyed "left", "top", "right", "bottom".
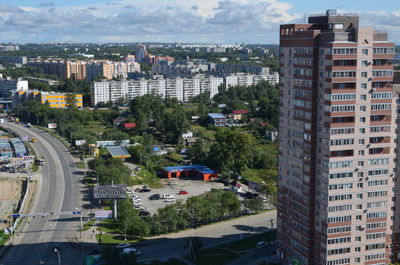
[{"left": 116, "top": 189, "right": 241, "bottom": 238}]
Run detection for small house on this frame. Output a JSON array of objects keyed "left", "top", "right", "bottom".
[{"left": 208, "top": 113, "right": 227, "bottom": 127}]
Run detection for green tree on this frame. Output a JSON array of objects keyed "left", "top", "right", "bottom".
[
  {"left": 243, "top": 197, "right": 264, "bottom": 213},
  {"left": 208, "top": 129, "right": 255, "bottom": 174}
]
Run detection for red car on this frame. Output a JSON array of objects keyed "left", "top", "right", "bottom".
[{"left": 178, "top": 190, "right": 188, "bottom": 195}]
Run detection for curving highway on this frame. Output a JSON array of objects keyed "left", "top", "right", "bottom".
[{"left": 0, "top": 121, "right": 86, "bottom": 265}]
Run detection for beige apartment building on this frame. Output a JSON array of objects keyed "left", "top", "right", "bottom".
[{"left": 277, "top": 10, "right": 396, "bottom": 264}]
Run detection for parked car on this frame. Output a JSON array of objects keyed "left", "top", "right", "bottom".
[
  {"left": 178, "top": 190, "right": 188, "bottom": 195},
  {"left": 162, "top": 194, "right": 175, "bottom": 199},
  {"left": 133, "top": 205, "right": 144, "bottom": 210},
  {"left": 139, "top": 188, "right": 151, "bottom": 192},
  {"left": 168, "top": 181, "right": 178, "bottom": 185},
  {"left": 149, "top": 194, "right": 161, "bottom": 200},
  {"left": 256, "top": 241, "right": 269, "bottom": 249},
  {"left": 139, "top": 210, "right": 150, "bottom": 217},
  {"left": 122, "top": 248, "right": 141, "bottom": 256},
  {"left": 133, "top": 201, "right": 142, "bottom": 206},
  {"left": 164, "top": 198, "right": 175, "bottom": 202},
  {"left": 116, "top": 243, "right": 130, "bottom": 249}
]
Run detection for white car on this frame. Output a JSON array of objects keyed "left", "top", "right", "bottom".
[
  {"left": 164, "top": 198, "right": 175, "bottom": 202},
  {"left": 122, "top": 247, "right": 141, "bottom": 256},
  {"left": 133, "top": 201, "right": 142, "bottom": 206},
  {"left": 133, "top": 205, "right": 144, "bottom": 210},
  {"left": 116, "top": 243, "right": 130, "bottom": 249},
  {"left": 162, "top": 194, "right": 175, "bottom": 199}
]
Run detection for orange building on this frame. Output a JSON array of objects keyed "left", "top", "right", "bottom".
[{"left": 160, "top": 165, "right": 218, "bottom": 182}]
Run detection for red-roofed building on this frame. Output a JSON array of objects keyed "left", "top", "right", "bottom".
[
  {"left": 123, "top": 123, "right": 137, "bottom": 130},
  {"left": 230, "top": 110, "right": 249, "bottom": 120}
]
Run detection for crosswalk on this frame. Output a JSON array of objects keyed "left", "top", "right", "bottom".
[{"left": 15, "top": 232, "right": 76, "bottom": 242}]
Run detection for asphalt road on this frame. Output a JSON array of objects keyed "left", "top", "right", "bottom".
[
  {"left": 0, "top": 122, "right": 86, "bottom": 265},
  {"left": 136, "top": 210, "right": 277, "bottom": 262}
]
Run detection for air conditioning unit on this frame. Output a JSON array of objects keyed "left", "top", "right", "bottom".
[
  {"left": 366, "top": 144, "right": 371, "bottom": 148},
  {"left": 371, "top": 87, "right": 377, "bottom": 92},
  {"left": 355, "top": 168, "right": 359, "bottom": 172}
]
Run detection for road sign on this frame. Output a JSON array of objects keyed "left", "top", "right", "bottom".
[
  {"left": 94, "top": 185, "right": 126, "bottom": 199},
  {"left": 48, "top": 123, "right": 57, "bottom": 129},
  {"left": 75, "top": 140, "right": 86, "bottom": 146},
  {"left": 95, "top": 210, "right": 113, "bottom": 219}
]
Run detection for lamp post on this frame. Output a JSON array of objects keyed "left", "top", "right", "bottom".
[{"left": 53, "top": 247, "right": 61, "bottom": 265}]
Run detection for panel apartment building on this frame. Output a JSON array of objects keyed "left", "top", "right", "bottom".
[
  {"left": 91, "top": 73, "right": 278, "bottom": 105},
  {"left": 277, "top": 10, "right": 396, "bottom": 265}
]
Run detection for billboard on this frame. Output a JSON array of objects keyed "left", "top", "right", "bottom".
[
  {"left": 95, "top": 210, "right": 113, "bottom": 219},
  {"left": 94, "top": 185, "right": 126, "bottom": 199},
  {"left": 48, "top": 123, "right": 57, "bottom": 129},
  {"left": 75, "top": 140, "right": 87, "bottom": 146}
]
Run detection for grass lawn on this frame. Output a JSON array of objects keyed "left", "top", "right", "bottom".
[
  {"left": 137, "top": 259, "right": 187, "bottom": 265},
  {"left": 82, "top": 219, "right": 95, "bottom": 231},
  {"left": 190, "top": 125, "right": 216, "bottom": 140},
  {"left": 98, "top": 219, "right": 123, "bottom": 234},
  {"left": 226, "top": 231, "right": 276, "bottom": 252},
  {"left": 75, "top": 161, "right": 86, "bottom": 169},
  {"left": 132, "top": 169, "right": 163, "bottom": 189},
  {"left": 96, "top": 233, "right": 139, "bottom": 245}
]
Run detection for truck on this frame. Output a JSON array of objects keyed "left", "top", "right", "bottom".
[{"left": 35, "top": 157, "right": 45, "bottom": 166}]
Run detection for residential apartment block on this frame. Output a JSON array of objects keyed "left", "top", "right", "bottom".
[
  {"left": 90, "top": 75, "right": 224, "bottom": 105},
  {"left": 91, "top": 73, "right": 278, "bottom": 105},
  {"left": 28, "top": 59, "right": 140, "bottom": 81},
  {"left": 277, "top": 10, "right": 396, "bottom": 264}
]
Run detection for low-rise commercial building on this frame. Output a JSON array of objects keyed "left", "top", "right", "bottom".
[
  {"left": 12, "top": 90, "right": 83, "bottom": 109},
  {"left": 0, "top": 78, "right": 28, "bottom": 99}
]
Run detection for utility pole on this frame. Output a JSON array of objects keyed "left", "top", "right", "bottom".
[{"left": 80, "top": 205, "right": 83, "bottom": 238}]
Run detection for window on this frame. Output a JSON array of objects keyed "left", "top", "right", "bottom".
[
  {"left": 356, "top": 215, "right": 362, "bottom": 221},
  {"left": 358, "top": 161, "right": 364, "bottom": 166},
  {"left": 355, "top": 247, "right": 361, "bottom": 252},
  {"left": 333, "top": 71, "right": 356, "bottom": 78},
  {"left": 358, "top": 150, "right": 365, "bottom": 156},
  {"left": 329, "top": 161, "right": 353, "bottom": 168},
  {"left": 329, "top": 172, "right": 353, "bottom": 179},
  {"left": 366, "top": 222, "right": 386, "bottom": 229},
  {"left": 360, "top": 117, "right": 366, "bottom": 123},
  {"left": 333, "top": 48, "right": 357, "bottom": 54},
  {"left": 362, "top": 60, "right": 369, "bottom": 67},
  {"left": 355, "top": 236, "right": 361, "bottom": 242},
  {"left": 359, "top": 128, "right": 366, "bottom": 133},
  {"left": 356, "top": 204, "right": 362, "bottom": 210},
  {"left": 331, "top": 105, "right": 355, "bottom": 112},
  {"left": 360, "top": 105, "right": 366, "bottom": 111},
  {"left": 361, "top": 83, "right": 367, "bottom": 89},
  {"left": 327, "top": 237, "right": 351, "bottom": 244},
  {"left": 359, "top": 139, "right": 365, "bottom": 145},
  {"left": 357, "top": 194, "right": 363, "bottom": 199},
  {"left": 360, "top": 94, "right": 367, "bottom": 100},
  {"left": 367, "top": 211, "right": 387, "bottom": 219},
  {"left": 368, "top": 158, "right": 389, "bottom": 165},
  {"left": 361, "top": 72, "right": 368, "bottom": 78},
  {"left": 362, "top": 49, "right": 368, "bottom": 55}
]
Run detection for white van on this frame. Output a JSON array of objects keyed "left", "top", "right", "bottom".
[{"left": 162, "top": 194, "right": 175, "bottom": 199}]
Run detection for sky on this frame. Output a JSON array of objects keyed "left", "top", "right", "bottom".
[{"left": 0, "top": 0, "right": 399, "bottom": 44}]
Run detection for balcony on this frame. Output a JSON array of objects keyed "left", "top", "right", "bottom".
[
  {"left": 369, "top": 147, "right": 390, "bottom": 155},
  {"left": 369, "top": 137, "right": 391, "bottom": 144},
  {"left": 331, "top": 150, "right": 354, "bottom": 157}
]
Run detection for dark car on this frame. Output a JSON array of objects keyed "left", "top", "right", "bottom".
[
  {"left": 139, "top": 210, "right": 150, "bottom": 217},
  {"left": 139, "top": 188, "right": 151, "bottom": 192},
  {"left": 149, "top": 194, "right": 161, "bottom": 200}
]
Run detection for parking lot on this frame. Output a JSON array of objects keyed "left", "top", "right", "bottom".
[{"left": 128, "top": 178, "right": 226, "bottom": 214}]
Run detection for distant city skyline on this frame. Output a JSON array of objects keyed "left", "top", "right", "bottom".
[{"left": 0, "top": 0, "right": 399, "bottom": 44}]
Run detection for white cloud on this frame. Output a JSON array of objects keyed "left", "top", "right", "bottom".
[{"left": 0, "top": 1, "right": 398, "bottom": 44}]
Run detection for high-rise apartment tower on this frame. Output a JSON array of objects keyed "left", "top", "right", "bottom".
[{"left": 277, "top": 10, "right": 396, "bottom": 264}]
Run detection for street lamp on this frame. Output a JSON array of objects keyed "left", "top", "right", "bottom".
[{"left": 53, "top": 247, "right": 61, "bottom": 265}]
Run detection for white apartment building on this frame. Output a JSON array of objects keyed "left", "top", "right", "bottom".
[
  {"left": 91, "top": 73, "right": 278, "bottom": 105},
  {"left": 91, "top": 76, "right": 226, "bottom": 105},
  {"left": 225, "top": 73, "right": 279, "bottom": 89}
]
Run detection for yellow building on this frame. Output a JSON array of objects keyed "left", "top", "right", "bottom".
[{"left": 13, "top": 90, "right": 83, "bottom": 109}]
